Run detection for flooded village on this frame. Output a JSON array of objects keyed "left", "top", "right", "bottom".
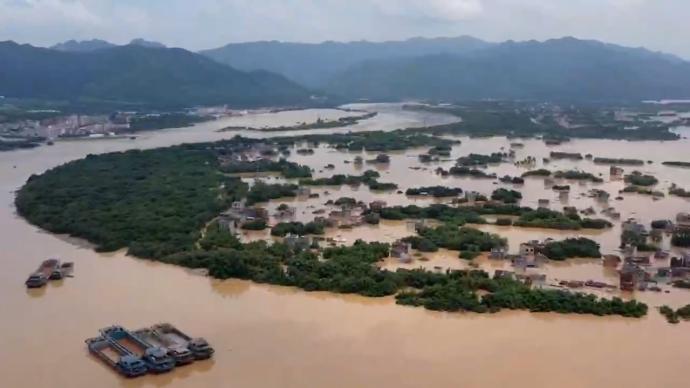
[{"left": 3, "top": 103, "right": 690, "bottom": 388}]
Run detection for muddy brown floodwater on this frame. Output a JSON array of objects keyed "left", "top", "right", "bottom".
[{"left": 1, "top": 104, "right": 690, "bottom": 388}]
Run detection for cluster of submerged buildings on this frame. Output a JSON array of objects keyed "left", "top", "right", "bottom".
[{"left": 1, "top": 113, "right": 132, "bottom": 139}]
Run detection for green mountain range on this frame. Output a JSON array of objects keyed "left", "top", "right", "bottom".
[
  {"left": 0, "top": 41, "right": 311, "bottom": 108},
  {"left": 324, "top": 37, "right": 690, "bottom": 102},
  {"left": 201, "top": 36, "right": 491, "bottom": 88}
]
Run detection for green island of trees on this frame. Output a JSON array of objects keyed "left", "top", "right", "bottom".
[
  {"left": 271, "top": 221, "right": 325, "bottom": 237},
  {"left": 401, "top": 224, "right": 505, "bottom": 259},
  {"left": 456, "top": 153, "right": 506, "bottom": 166},
  {"left": 522, "top": 169, "right": 552, "bottom": 177},
  {"left": 491, "top": 188, "right": 522, "bottom": 204},
  {"left": 299, "top": 170, "right": 397, "bottom": 190},
  {"left": 0, "top": 137, "right": 44, "bottom": 151},
  {"left": 624, "top": 171, "right": 658, "bottom": 186},
  {"left": 396, "top": 269, "right": 647, "bottom": 317},
  {"left": 622, "top": 186, "right": 664, "bottom": 196},
  {"left": 554, "top": 170, "right": 604, "bottom": 183},
  {"left": 405, "top": 186, "right": 463, "bottom": 197},
  {"left": 14, "top": 138, "right": 646, "bottom": 318},
  {"left": 447, "top": 166, "right": 497, "bottom": 179},
  {"left": 374, "top": 204, "right": 611, "bottom": 231},
  {"left": 221, "top": 112, "right": 378, "bottom": 132},
  {"left": 220, "top": 158, "right": 312, "bottom": 179},
  {"left": 246, "top": 182, "right": 297, "bottom": 205},
  {"left": 550, "top": 151, "right": 583, "bottom": 160},
  {"left": 669, "top": 184, "right": 690, "bottom": 198},
  {"left": 659, "top": 304, "right": 690, "bottom": 324},
  {"left": 271, "top": 130, "right": 458, "bottom": 152},
  {"left": 129, "top": 113, "right": 209, "bottom": 131},
  {"left": 499, "top": 175, "right": 525, "bottom": 184},
  {"left": 662, "top": 161, "right": 690, "bottom": 168},
  {"left": 593, "top": 157, "right": 644, "bottom": 165},
  {"left": 542, "top": 238, "right": 601, "bottom": 260}
]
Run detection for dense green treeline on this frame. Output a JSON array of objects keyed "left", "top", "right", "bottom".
[
  {"left": 271, "top": 222, "right": 325, "bottom": 237},
  {"left": 246, "top": 182, "right": 298, "bottom": 205},
  {"left": 271, "top": 130, "right": 456, "bottom": 152},
  {"left": 299, "top": 170, "right": 397, "bottom": 190},
  {"left": 375, "top": 204, "right": 611, "bottom": 231},
  {"left": 405, "top": 186, "right": 463, "bottom": 197},
  {"left": 16, "top": 146, "right": 246, "bottom": 258},
  {"left": 129, "top": 113, "right": 209, "bottom": 131},
  {"left": 220, "top": 158, "right": 312, "bottom": 179}
]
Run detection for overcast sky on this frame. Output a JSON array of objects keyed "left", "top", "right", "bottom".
[{"left": 1, "top": 0, "right": 689, "bottom": 58}]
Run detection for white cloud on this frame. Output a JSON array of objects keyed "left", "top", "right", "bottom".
[{"left": 373, "top": 0, "right": 483, "bottom": 21}]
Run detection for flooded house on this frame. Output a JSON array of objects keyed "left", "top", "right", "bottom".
[
  {"left": 464, "top": 191, "right": 480, "bottom": 202},
  {"left": 284, "top": 233, "right": 312, "bottom": 250},
  {"left": 490, "top": 247, "right": 507, "bottom": 260},
  {"left": 603, "top": 254, "right": 622, "bottom": 268},
  {"left": 296, "top": 187, "right": 312, "bottom": 197},
  {"left": 623, "top": 245, "right": 654, "bottom": 266},
  {"left": 676, "top": 212, "right": 690, "bottom": 229},
  {"left": 274, "top": 205, "right": 296, "bottom": 219},
  {"left": 493, "top": 270, "right": 515, "bottom": 280},
  {"left": 563, "top": 206, "right": 578, "bottom": 216},
  {"left": 517, "top": 273, "right": 547, "bottom": 288},
  {"left": 670, "top": 254, "right": 690, "bottom": 278},
  {"left": 369, "top": 200, "right": 387, "bottom": 212},
  {"left": 610, "top": 166, "right": 624, "bottom": 178},
  {"left": 219, "top": 201, "right": 269, "bottom": 233},
  {"left": 519, "top": 241, "right": 539, "bottom": 257},
  {"left": 390, "top": 240, "right": 412, "bottom": 263},
  {"left": 622, "top": 219, "right": 648, "bottom": 237},
  {"left": 558, "top": 190, "right": 569, "bottom": 201},
  {"left": 590, "top": 189, "right": 610, "bottom": 201},
  {"left": 218, "top": 212, "right": 241, "bottom": 234},
  {"left": 619, "top": 263, "right": 645, "bottom": 291}
]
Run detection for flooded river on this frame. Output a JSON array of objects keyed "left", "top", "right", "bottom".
[{"left": 1, "top": 104, "right": 690, "bottom": 388}]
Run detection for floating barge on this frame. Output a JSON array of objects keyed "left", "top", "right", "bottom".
[
  {"left": 25, "top": 258, "right": 60, "bottom": 288},
  {"left": 87, "top": 324, "right": 213, "bottom": 377},
  {"left": 133, "top": 327, "right": 195, "bottom": 365},
  {"left": 101, "top": 325, "right": 175, "bottom": 374},
  {"left": 152, "top": 323, "right": 215, "bottom": 360},
  {"left": 50, "top": 262, "right": 74, "bottom": 280},
  {"left": 85, "top": 336, "right": 148, "bottom": 378}
]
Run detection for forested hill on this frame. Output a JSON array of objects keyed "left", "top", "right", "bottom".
[
  {"left": 325, "top": 37, "right": 690, "bottom": 102},
  {"left": 0, "top": 41, "right": 311, "bottom": 108},
  {"left": 200, "top": 36, "right": 491, "bottom": 88}
]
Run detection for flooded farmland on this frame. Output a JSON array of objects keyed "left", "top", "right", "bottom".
[{"left": 2, "top": 104, "right": 690, "bottom": 388}]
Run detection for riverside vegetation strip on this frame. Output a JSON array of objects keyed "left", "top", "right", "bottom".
[{"left": 15, "top": 137, "right": 646, "bottom": 318}]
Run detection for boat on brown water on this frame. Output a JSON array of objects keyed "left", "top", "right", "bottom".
[
  {"left": 151, "top": 323, "right": 215, "bottom": 360},
  {"left": 25, "top": 259, "right": 60, "bottom": 288}
]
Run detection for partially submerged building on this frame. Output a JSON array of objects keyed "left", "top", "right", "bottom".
[{"left": 390, "top": 240, "right": 412, "bottom": 263}]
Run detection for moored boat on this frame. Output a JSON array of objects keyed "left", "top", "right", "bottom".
[
  {"left": 152, "top": 323, "right": 215, "bottom": 360},
  {"left": 134, "top": 327, "right": 195, "bottom": 365},
  {"left": 101, "top": 325, "right": 175, "bottom": 373},
  {"left": 85, "top": 336, "right": 148, "bottom": 378},
  {"left": 26, "top": 259, "right": 60, "bottom": 287},
  {"left": 50, "top": 261, "right": 75, "bottom": 280},
  {"left": 25, "top": 272, "right": 47, "bottom": 288}
]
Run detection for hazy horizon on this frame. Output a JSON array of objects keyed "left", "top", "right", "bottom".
[{"left": 1, "top": 0, "right": 689, "bottom": 59}]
